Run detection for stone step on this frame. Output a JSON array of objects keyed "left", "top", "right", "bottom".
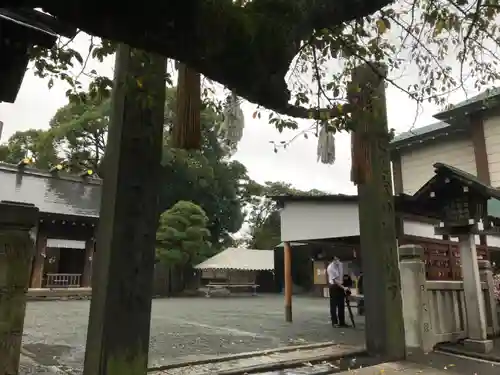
[{"left": 152, "top": 344, "right": 365, "bottom": 375}]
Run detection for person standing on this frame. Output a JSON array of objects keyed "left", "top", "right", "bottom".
[{"left": 327, "top": 256, "right": 349, "bottom": 328}]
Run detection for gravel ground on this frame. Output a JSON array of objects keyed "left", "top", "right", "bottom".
[
  {"left": 21, "top": 296, "right": 499, "bottom": 375},
  {"left": 21, "top": 295, "right": 366, "bottom": 373}
]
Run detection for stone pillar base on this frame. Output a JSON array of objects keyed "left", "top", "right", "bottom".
[{"left": 464, "top": 339, "right": 494, "bottom": 353}]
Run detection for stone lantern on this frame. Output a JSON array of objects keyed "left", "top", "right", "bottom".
[{"left": 431, "top": 178, "right": 490, "bottom": 237}]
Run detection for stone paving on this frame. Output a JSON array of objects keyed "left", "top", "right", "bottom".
[
  {"left": 153, "top": 350, "right": 500, "bottom": 375},
  {"left": 437, "top": 338, "right": 500, "bottom": 362},
  {"left": 21, "top": 295, "right": 366, "bottom": 373},
  {"left": 359, "top": 352, "right": 500, "bottom": 375}
]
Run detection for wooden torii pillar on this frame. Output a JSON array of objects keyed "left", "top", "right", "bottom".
[
  {"left": 349, "top": 63, "right": 406, "bottom": 360},
  {"left": 83, "top": 45, "right": 166, "bottom": 375},
  {"left": 284, "top": 241, "right": 293, "bottom": 322}
]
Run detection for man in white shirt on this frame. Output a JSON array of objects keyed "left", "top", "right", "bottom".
[{"left": 327, "top": 255, "right": 349, "bottom": 327}]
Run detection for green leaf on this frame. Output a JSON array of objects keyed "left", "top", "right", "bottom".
[{"left": 376, "top": 18, "right": 390, "bottom": 34}]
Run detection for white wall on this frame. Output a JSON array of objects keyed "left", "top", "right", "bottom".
[
  {"left": 280, "top": 201, "right": 449, "bottom": 243},
  {"left": 46, "top": 238, "right": 86, "bottom": 249},
  {"left": 402, "top": 219, "right": 468, "bottom": 242},
  {"left": 403, "top": 219, "right": 500, "bottom": 247},
  {"left": 280, "top": 201, "right": 359, "bottom": 242},
  {"left": 400, "top": 137, "right": 476, "bottom": 194},
  {"left": 280, "top": 201, "right": 500, "bottom": 251},
  {"left": 403, "top": 220, "right": 442, "bottom": 240},
  {"left": 483, "top": 114, "right": 500, "bottom": 187},
  {"left": 280, "top": 201, "right": 446, "bottom": 242},
  {"left": 487, "top": 235, "right": 500, "bottom": 248}
]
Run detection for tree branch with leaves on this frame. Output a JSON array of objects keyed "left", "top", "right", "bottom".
[{"left": 6, "top": 0, "right": 500, "bottom": 154}]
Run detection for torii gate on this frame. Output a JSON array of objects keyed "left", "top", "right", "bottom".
[
  {"left": 0, "top": 10, "right": 406, "bottom": 375},
  {"left": 282, "top": 64, "right": 406, "bottom": 360}
]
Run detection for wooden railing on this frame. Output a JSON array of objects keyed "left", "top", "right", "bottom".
[
  {"left": 45, "top": 273, "right": 82, "bottom": 288},
  {"left": 401, "top": 237, "right": 488, "bottom": 280}
]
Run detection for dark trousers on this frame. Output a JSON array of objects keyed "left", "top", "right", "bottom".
[
  {"left": 329, "top": 285, "right": 345, "bottom": 325},
  {"left": 358, "top": 299, "right": 365, "bottom": 315}
]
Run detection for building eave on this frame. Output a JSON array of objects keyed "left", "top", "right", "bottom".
[
  {"left": 434, "top": 88, "right": 500, "bottom": 122},
  {"left": 389, "top": 126, "right": 466, "bottom": 152},
  {"left": 269, "top": 194, "right": 358, "bottom": 208}
]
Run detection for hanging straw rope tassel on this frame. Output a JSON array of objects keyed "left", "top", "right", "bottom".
[
  {"left": 349, "top": 96, "right": 372, "bottom": 185},
  {"left": 349, "top": 63, "right": 388, "bottom": 186},
  {"left": 221, "top": 92, "right": 245, "bottom": 144},
  {"left": 350, "top": 128, "right": 371, "bottom": 186},
  {"left": 317, "top": 124, "right": 336, "bottom": 164},
  {"left": 348, "top": 83, "right": 372, "bottom": 186},
  {"left": 173, "top": 63, "right": 201, "bottom": 149}
]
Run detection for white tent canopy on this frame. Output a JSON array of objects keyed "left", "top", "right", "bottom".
[{"left": 194, "top": 247, "right": 274, "bottom": 271}]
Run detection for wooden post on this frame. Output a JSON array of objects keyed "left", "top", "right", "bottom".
[
  {"left": 0, "top": 201, "right": 39, "bottom": 375},
  {"left": 83, "top": 45, "right": 166, "bottom": 375},
  {"left": 81, "top": 237, "right": 95, "bottom": 288},
  {"left": 284, "top": 241, "right": 292, "bottom": 322},
  {"left": 349, "top": 63, "right": 405, "bottom": 360},
  {"left": 30, "top": 232, "right": 46, "bottom": 288}
]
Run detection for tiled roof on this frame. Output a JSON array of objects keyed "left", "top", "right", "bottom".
[
  {"left": 0, "top": 163, "right": 101, "bottom": 218},
  {"left": 270, "top": 194, "right": 357, "bottom": 204},
  {"left": 0, "top": 9, "right": 61, "bottom": 103},
  {"left": 391, "top": 88, "right": 500, "bottom": 149},
  {"left": 0, "top": 9, "right": 57, "bottom": 40},
  {"left": 435, "top": 87, "right": 500, "bottom": 121},
  {"left": 391, "top": 122, "right": 452, "bottom": 144},
  {"left": 194, "top": 247, "right": 274, "bottom": 271},
  {"left": 413, "top": 162, "right": 500, "bottom": 220},
  {"left": 414, "top": 162, "right": 500, "bottom": 201}
]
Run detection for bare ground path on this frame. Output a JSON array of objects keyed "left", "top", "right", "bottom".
[{"left": 21, "top": 295, "right": 366, "bottom": 372}]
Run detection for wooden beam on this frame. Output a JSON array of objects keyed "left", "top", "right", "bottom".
[
  {"left": 284, "top": 241, "right": 293, "bottom": 322},
  {"left": 350, "top": 63, "right": 405, "bottom": 360},
  {"left": 470, "top": 113, "right": 490, "bottom": 248},
  {"left": 81, "top": 237, "right": 95, "bottom": 288},
  {"left": 471, "top": 113, "right": 490, "bottom": 185},
  {"left": 393, "top": 174, "right": 406, "bottom": 239},
  {"left": 391, "top": 152, "right": 404, "bottom": 194},
  {"left": 82, "top": 45, "right": 166, "bottom": 375},
  {"left": 30, "top": 232, "right": 46, "bottom": 288}
]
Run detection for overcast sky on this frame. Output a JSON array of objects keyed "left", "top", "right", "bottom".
[{"left": 0, "top": 33, "right": 486, "bottom": 194}]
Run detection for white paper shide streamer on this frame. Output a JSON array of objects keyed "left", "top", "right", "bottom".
[
  {"left": 317, "top": 124, "right": 336, "bottom": 164},
  {"left": 220, "top": 91, "right": 245, "bottom": 149}
]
